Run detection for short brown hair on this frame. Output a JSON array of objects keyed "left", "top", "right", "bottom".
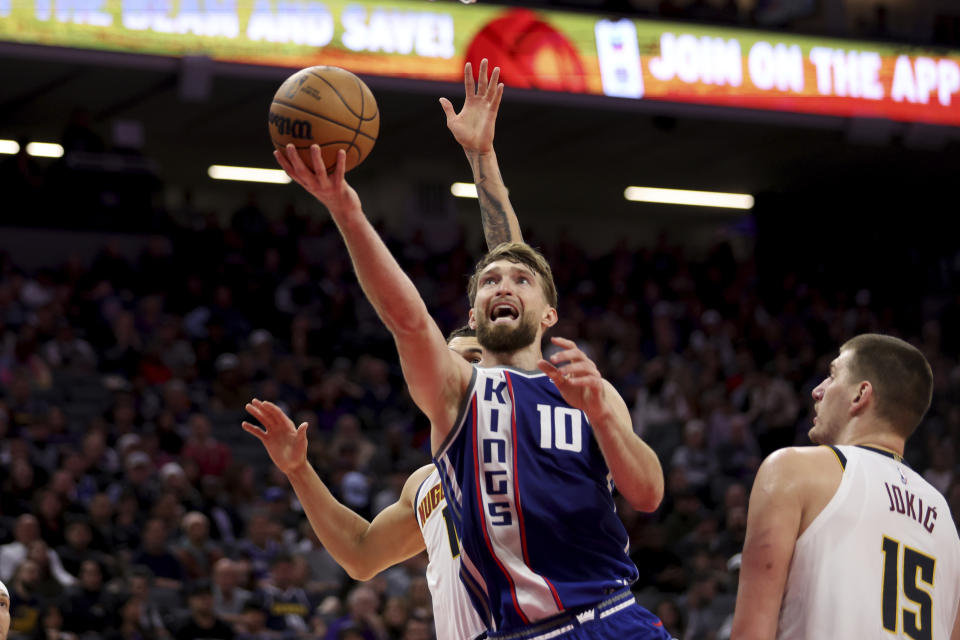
[
  {"left": 840, "top": 333, "right": 933, "bottom": 437},
  {"left": 467, "top": 242, "right": 558, "bottom": 310}
]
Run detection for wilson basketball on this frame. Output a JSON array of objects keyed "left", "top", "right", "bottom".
[{"left": 268, "top": 66, "right": 379, "bottom": 173}]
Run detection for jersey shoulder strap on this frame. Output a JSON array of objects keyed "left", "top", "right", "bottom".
[{"left": 824, "top": 445, "right": 847, "bottom": 471}]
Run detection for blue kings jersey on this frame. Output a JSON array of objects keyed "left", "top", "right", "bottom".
[{"left": 433, "top": 366, "right": 639, "bottom": 633}]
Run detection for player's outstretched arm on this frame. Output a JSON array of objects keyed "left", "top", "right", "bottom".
[
  {"left": 730, "top": 449, "right": 806, "bottom": 640},
  {"left": 440, "top": 59, "right": 522, "bottom": 248},
  {"left": 274, "top": 146, "right": 473, "bottom": 438},
  {"left": 243, "top": 399, "right": 427, "bottom": 580},
  {"left": 538, "top": 336, "right": 664, "bottom": 512}
]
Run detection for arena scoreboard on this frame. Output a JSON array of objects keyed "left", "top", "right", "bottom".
[{"left": 2, "top": 0, "right": 959, "bottom": 126}]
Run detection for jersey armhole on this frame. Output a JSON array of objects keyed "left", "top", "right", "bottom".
[
  {"left": 796, "top": 446, "right": 850, "bottom": 545},
  {"left": 435, "top": 367, "right": 477, "bottom": 458}
]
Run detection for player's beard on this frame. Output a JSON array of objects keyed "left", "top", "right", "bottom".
[{"left": 476, "top": 313, "right": 538, "bottom": 353}]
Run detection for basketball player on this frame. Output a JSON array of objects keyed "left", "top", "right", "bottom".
[
  {"left": 0, "top": 580, "right": 10, "bottom": 640},
  {"left": 730, "top": 334, "right": 960, "bottom": 639},
  {"left": 245, "top": 61, "right": 522, "bottom": 640},
  {"left": 272, "top": 90, "right": 667, "bottom": 640},
  {"left": 243, "top": 328, "right": 486, "bottom": 640}
]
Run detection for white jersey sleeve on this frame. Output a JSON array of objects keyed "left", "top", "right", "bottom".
[
  {"left": 415, "top": 468, "right": 487, "bottom": 640},
  {"left": 778, "top": 445, "right": 960, "bottom": 640}
]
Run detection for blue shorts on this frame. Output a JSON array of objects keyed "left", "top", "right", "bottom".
[{"left": 486, "top": 589, "right": 673, "bottom": 640}]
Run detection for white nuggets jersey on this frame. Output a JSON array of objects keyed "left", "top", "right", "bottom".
[
  {"left": 778, "top": 445, "right": 960, "bottom": 640},
  {"left": 415, "top": 468, "right": 487, "bottom": 640}
]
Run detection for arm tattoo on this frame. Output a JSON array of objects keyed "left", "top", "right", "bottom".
[
  {"left": 468, "top": 152, "right": 513, "bottom": 249},
  {"left": 478, "top": 184, "right": 511, "bottom": 248}
]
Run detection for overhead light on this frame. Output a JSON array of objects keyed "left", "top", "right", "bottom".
[
  {"left": 624, "top": 186, "right": 754, "bottom": 210},
  {"left": 25, "top": 142, "right": 64, "bottom": 158},
  {"left": 208, "top": 165, "right": 291, "bottom": 184},
  {"left": 0, "top": 140, "right": 65, "bottom": 157},
  {"left": 450, "top": 182, "right": 478, "bottom": 199}
]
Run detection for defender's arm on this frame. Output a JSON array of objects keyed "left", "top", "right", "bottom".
[
  {"left": 441, "top": 59, "right": 522, "bottom": 248},
  {"left": 286, "top": 463, "right": 431, "bottom": 581},
  {"left": 244, "top": 400, "right": 430, "bottom": 581},
  {"left": 730, "top": 449, "right": 806, "bottom": 640}
]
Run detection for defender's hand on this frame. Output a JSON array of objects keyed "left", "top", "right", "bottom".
[
  {"left": 439, "top": 59, "right": 504, "bottom": 154},
  {"left": 243, "top": 398, "right": 309, "bottom": 475}
]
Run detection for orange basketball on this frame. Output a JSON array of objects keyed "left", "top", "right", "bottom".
[{"left": 268, "top": 66, "right": 379, "bottom": 173}]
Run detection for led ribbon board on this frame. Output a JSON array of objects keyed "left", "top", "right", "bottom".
[{"left": 1, "top": 0, "right": 959, "bottom": 126}]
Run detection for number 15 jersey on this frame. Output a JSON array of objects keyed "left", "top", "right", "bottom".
[
  {"left": 433, "top": 366, "right": 638, "bottom": 633},
  {"left": 778, "top": 445, "right": 960, "bottom": 640}
]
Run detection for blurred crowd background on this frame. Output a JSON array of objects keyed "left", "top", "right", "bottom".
[{"left": 2, "top": 139, "right": 959, "bottom": 640}]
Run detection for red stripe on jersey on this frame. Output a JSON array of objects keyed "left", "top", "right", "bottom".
[
  {"left": 504, "top": 372, "right": 564, "bottom": 612},
  {"left": 504, "top": 374, "right": 531, "bottom": 566},
  {"left": 472, "top": 393, "right": 529, "bottom": 625}
]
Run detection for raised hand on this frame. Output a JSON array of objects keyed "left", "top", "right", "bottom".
[
  {"left": 242, "top": 398, "right": 309, "bottom": 475},
  {"left": 274, "top": 144, "right": 361, "bottom": 217},
  {"left": 439, "top": 59, "right": 504, "bottom": 154},
  {"left": 537, "top": 337, "right": 608, "bottom": 419}
]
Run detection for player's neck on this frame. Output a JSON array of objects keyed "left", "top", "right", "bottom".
[
  {"left": 838, "top": 422, "right": 905, "bottom": 457},
  {"left": 481, "top": 345, "right": 542, "bottom": 371}
]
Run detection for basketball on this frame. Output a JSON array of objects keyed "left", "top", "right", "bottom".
[{"left": 268, "top": 66, "right": 380, "bottom": 173}]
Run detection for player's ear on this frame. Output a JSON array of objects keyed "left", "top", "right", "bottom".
[
  {"left": 851, "top": 381, "right": 872, "bottom": 413},
  {"left": 468, "top": 309, "right": 477, "bottom": 330},
  {"left": 541, "top": 306, "right": 558, "bottom": 330}
]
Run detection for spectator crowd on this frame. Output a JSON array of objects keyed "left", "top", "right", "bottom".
[{"left": 1, "top": 197, "right": 959, "bottom": 640}]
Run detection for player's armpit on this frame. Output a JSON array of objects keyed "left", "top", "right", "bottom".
[{"left": 730, "top": 448, "right": 807, "bottom": 640}]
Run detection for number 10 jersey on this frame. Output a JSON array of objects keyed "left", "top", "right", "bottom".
[{"left": 433, "top": 366, "right": 639, "bottom": 634}]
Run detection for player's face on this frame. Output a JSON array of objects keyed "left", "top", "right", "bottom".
[
  {"left": 448, "top": 336, "right": 483, "bottom": 364},
  {"left": 809, "top": 349, "right": 856, "bottom": 444},
  {"left": 0, "top": 594, "right": 9, "bottom": 638},
  {"left": 471, "top": 260, "right": 552, "bottom": 353}
]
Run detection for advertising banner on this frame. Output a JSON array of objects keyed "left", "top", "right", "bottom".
[{"left": 2, "top": 0, "right": 959, "bottom": 126}]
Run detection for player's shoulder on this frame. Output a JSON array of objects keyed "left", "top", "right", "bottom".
[
  {"left": 401, "top": 464, "right": 437, "bottom": 504},
  {"left": 762, "top": 445, "right": 843, "bottom": 467},
  {"left": 757, "top": 446, "right": 844, "bottom": 486}
]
